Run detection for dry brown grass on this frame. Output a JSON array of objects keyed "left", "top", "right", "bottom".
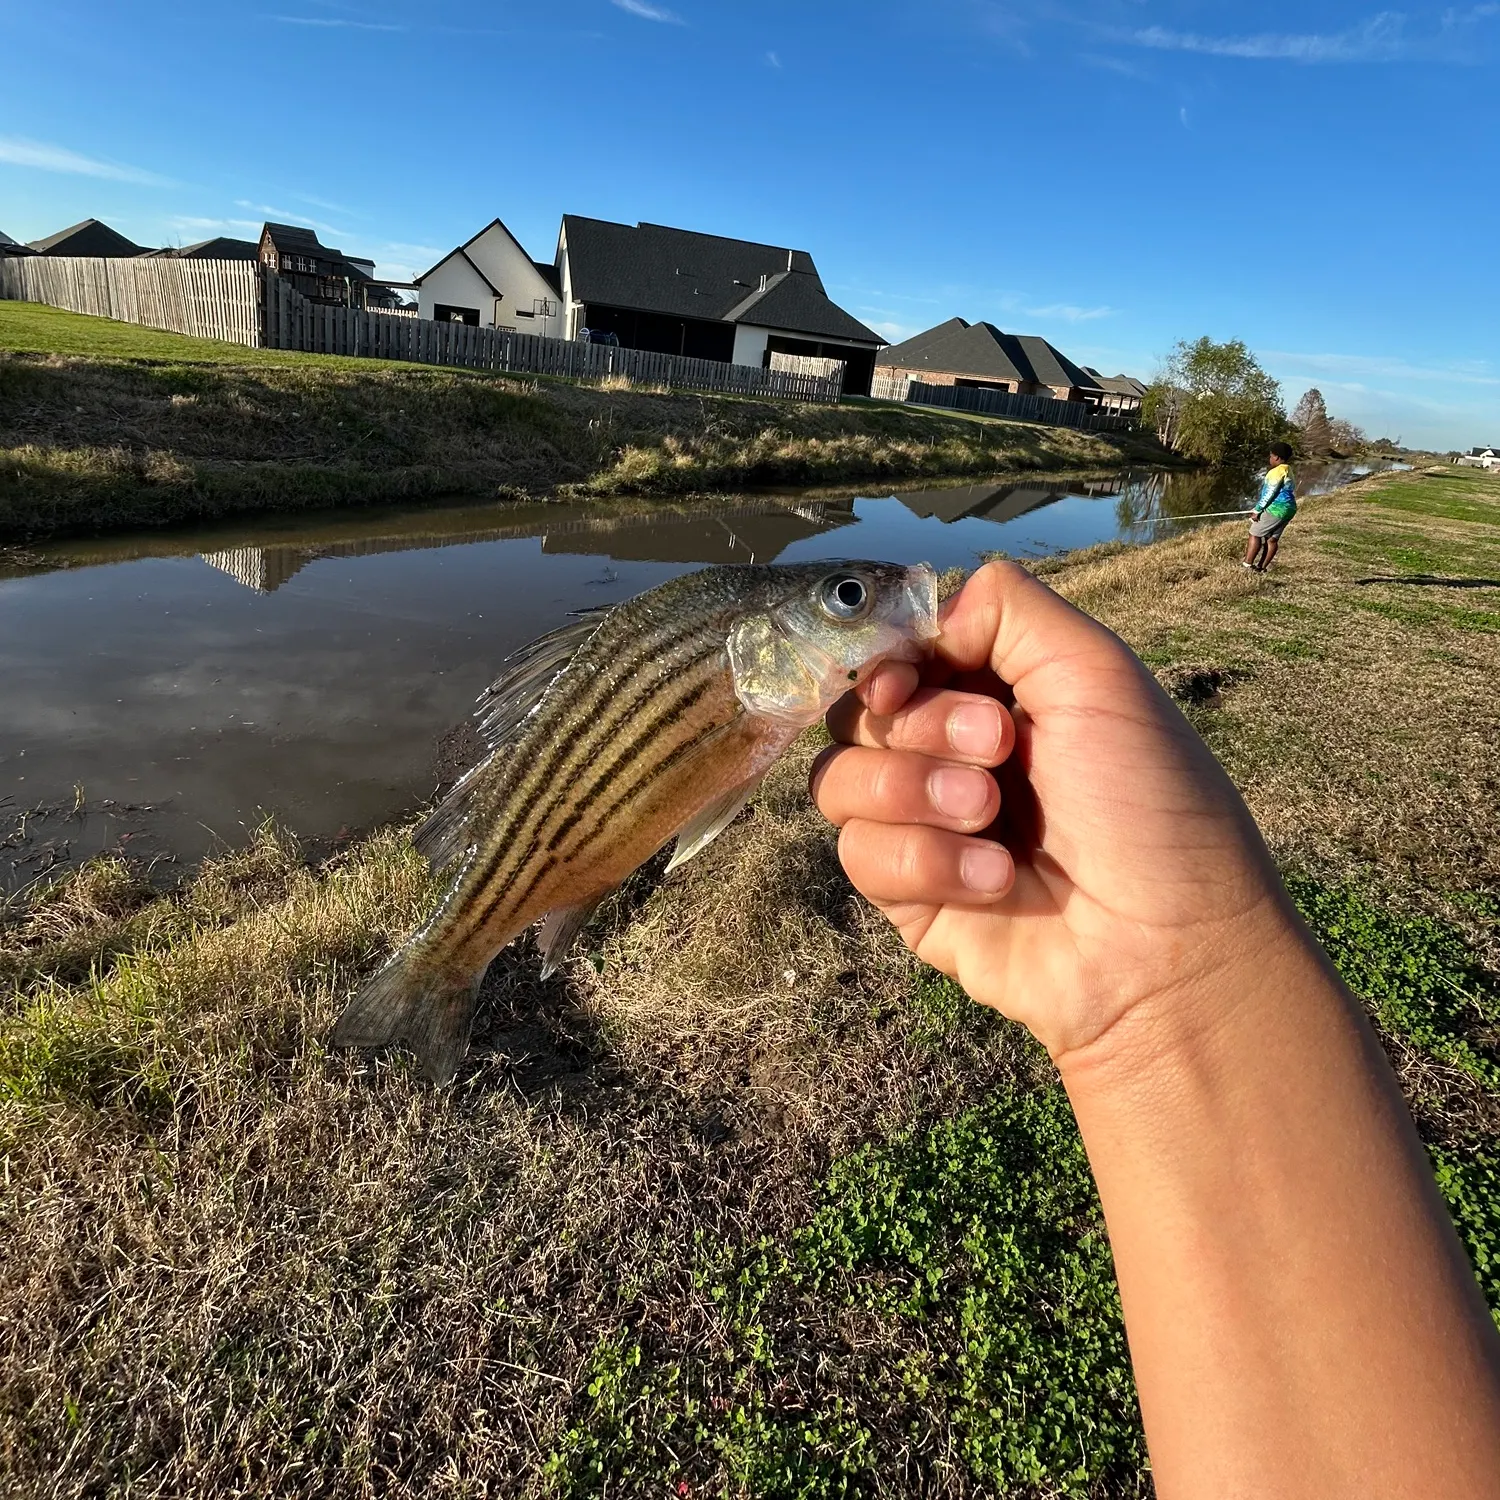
[
  {"left": 2, "top": 466, "right": 1496, "bottom": 1497},
  {"left": 0, "top": 344, "right": 1165, "bottom": 541}
]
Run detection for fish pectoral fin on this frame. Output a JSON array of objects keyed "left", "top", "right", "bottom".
[
  {"left": 474, "top": 609, "right": 611, "bottom": 751},
  {"left": 333, "top": 950, "right": 483, "bottom": 1085},
  {"left": 664, "top": 774, "right": 767, "bottom": 875},
  {"left": 536, "top": 896, "right": 609, "bottom": 980}
]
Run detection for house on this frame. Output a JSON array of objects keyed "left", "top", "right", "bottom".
[
  {"left": 556, "top": 216, "right": 884, "bottom": 395},
  {"left": 258, "top": 222, "right": 401, "bottom": 308},
  {"left": 877, "top": 319, "right": 1120, "bottom": 405},
  {"left": 0, "top": 229, "right": 33, "bottom": 257},
  {"left": 1458, "top": 446, "right": 1500, "bottom": 470},
  {"left": 1081, "top": 368, "right": 1148, "bottom": 415},
  {"left": 27, "top": 218, "right": 152, "bottom": 257},
  {"left": 415, "top": 218, "right": 564, "bottom": 339},
  {"left": 144, "top": 236, "right": 261, "bottom": 261}
]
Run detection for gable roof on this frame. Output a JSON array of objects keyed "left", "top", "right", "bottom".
[
  {"left": 28, "top": 218, "right": 147, "bottom": 257},
  {"left": 719, "top": 269, "right": 883, "bottom": 343},
  {"left": 562, "top": 215, "right": 881, "bottom": 344},
  {"left": 0, "top": 229, "right": 16, "bottom": 246},
  {"left": 261, "top": 222, "right": 370, "bottom": 277}
]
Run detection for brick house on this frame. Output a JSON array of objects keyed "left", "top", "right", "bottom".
[{"left": 876, "top": 318, "right": 1127, "bottom": 405}]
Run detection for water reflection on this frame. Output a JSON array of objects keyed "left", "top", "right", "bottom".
[{"left": 0, "top": 461, "right": 1401, "bottom": 886}]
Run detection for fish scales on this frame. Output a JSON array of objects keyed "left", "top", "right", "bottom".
[{"left": 333, "top": 561, "right": 939, "bottom": 1082}]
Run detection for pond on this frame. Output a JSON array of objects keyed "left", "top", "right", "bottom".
[{"left": 0, "top": 460, "right": 1395, "bottom": 889}]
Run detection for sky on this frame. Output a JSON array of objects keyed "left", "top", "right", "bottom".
[{"left": 1, "top": 0, "right": 1497, "bottom": 450}]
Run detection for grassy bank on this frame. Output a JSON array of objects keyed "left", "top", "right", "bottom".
[
  {"left": 0, "top": 303, "right": 1168, "bottom": 541},
  {"left": 3, "top": 466, "right": 1498, "bottom": 1496}
]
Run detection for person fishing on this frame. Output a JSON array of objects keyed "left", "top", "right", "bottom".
[
  {"left": 811, "top": 559, "right": 1500, "bottom": 1498},
  {"left": 1243, "top": 440, "right": 1297, "bottom": 571}
]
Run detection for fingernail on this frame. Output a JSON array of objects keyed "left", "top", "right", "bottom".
[
  {"left": 949, "top": 702, "right": 1000, "bottom": 760},
  {"left": 961, "top": 843, "right": 1010, "bottom": 895},
  {"left": 929, "top": 767, "right": 991, "bottom": 822}
]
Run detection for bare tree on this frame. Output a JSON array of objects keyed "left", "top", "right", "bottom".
[{"left": 1292, "top": 388, "right": 1334, "bottom": 457}]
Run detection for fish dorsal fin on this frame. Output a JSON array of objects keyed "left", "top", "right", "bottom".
[
  {"left": 412, "top": 610, "right": 612, "bottom": 873},
  {"left": 537, "top": 895, "right": 608, "bottom": 979},
  {"left": 664, "top": 773, "right": 767, "bottom": 875},
  {"left": 474, "top": 608, "right": 611, "bottom": 751}
]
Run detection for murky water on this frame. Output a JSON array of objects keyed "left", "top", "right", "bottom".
[{"left": 0, "top": 461, "right": 1393, "bottom": 888}]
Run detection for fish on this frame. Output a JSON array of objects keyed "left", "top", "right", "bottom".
[{"left": 332, "top": 560, "right": 939, "bottom": 1083}]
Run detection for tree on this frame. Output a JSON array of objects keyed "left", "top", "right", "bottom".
[
  {"left": 1291, "top": 388, "right": 1334, "bottom": 458},
  {"left": 1143, "top": 338, "right": 1289, "bottom": 468},
  {"left": 1326, "top": 417, "right": 1368, "bottom": 456}
]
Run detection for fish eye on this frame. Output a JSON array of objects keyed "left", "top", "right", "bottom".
[{"left": 820, "top": 574, "right": 872, "bottom": 622}]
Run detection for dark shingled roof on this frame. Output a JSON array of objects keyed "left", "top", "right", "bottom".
[
  {"left": 879, "top": 319, "right": 1104, "bottom": 392},
  {"left": 262, "top": 222, "right": 371, "bottom": 279},
  {"left": 562, "top": 216, "right": 880, "bottom": 344},
  {"left": 28, "top": 218, "right": 148, "bottom": 257},
  {"left": 1083, "top": 368, "right": 1148, "bottom": 397},
  {"left": 877, "top": 319, "right": 1029, "bottom": 383},
  {"left": 144, "top": 237, "right": 261, "bottom": 261}
]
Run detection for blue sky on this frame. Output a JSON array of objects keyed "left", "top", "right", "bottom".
[{"left": 1, "top": 0, "right": 1496, "bottom": 449}]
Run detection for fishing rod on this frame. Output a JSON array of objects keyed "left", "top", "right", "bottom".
[{"left": 1147, "top": 508, "right": 1256, "bottom": 521}]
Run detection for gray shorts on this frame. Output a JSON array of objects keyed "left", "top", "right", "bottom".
[{"left": 1250, "top": 510, "right": 1291, "bottom": 540}]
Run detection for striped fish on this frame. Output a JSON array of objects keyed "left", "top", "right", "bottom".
[{"left": 333, "top": 560, "right": 938, "bottom": 1083}]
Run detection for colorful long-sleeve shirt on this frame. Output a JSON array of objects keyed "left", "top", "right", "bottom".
[{"left": 1254, "top": 463, "right": 1297, "bottom": 521}]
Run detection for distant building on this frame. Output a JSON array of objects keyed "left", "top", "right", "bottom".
[
  {"left": 1081, "top": 367, "right": 1149, "bottom": 415},
  {"left": 27, "top": 218, "right": 152, "bottom": 257},
  {"left": 1457, "top": 446, "right": 1499, "bottom": 470},
  {"left": 415, "top": 218, "right": 565, "bottom": 340},
  {"left": 0, "top": 228, "right": 33, "bottom": 257},
  {"left": 144, "top": 236, "right": 261, "bottom": 261},
  {"left": 556, "top": 216, "right": 884, "bottom": 395},
  {"left": 258, "top": 222, "right": 400, "bottom": 308},
  {"left": 876, "top": 318, "right": 1141, "bottom": 409}
]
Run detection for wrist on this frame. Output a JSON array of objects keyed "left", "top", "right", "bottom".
[{"left": 1051, "top": 892, "right": 1336, "bottom": 1109}]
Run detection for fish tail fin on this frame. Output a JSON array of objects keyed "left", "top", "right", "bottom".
[{"left": 332, "top": 950, "right": 482, "bottom": 1085}]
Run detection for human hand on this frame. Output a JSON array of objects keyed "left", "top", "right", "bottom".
[{"left": 810, "top": 560, "right": 1302, "bottom": 1071}]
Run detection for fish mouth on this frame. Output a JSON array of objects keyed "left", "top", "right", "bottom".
[{"left": 904, "top": 564, "right": 941, "bottom": 641}]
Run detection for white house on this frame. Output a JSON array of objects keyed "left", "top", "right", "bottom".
[
  {"left": 1458, "top": 446, "right": 1499, "bottom": 470},
  {"left": 415, "top": 219, "right": 564, "bottom": 339},
  {"left": 553, "top": 215, "right": 884, "bottom": 395}
]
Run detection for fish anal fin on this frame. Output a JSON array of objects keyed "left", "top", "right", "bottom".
[
  {"left": 474, "top": 609, "right": 610, "bottom": 751},
  {"left": 536, "top": 895, "right": 609, "bottom": 980},
  {"left": 333, "top": 950, "right": 483, "bottom": 1085},
  {"left": 664, "top": 774, "right": 767, "bottom": 875}
]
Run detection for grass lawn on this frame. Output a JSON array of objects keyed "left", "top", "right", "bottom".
[
  {"left": 2, "top": 467, "right": 1497, "bottom": 1496},
  {"left": 0, "top": 302, "right": 1171, "bottom": 543}
]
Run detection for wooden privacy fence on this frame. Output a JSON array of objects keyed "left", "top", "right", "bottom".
[
  {"left": 881, "top": 375, "right": 1138, "bottom": 434},
  {"left": 0, "top": 255, "right": 262, "bottom": 345},
  {"left": 0, "top": 255, "right": 844, "bottom": 403},
  {"left": 262, "top": 275, "right": 844, "bottom": 401}
]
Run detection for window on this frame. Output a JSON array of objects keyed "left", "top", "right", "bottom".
[
  {"left": 434, "top": 304, "right": 480, "bottom": 326},
  {"left": 515, "top": 308, "right": 535, "bottom": 318}
]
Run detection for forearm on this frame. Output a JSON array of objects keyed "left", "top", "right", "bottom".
[{"left": 1060, "top": 907, "right": 1500, "bottom": 1499}]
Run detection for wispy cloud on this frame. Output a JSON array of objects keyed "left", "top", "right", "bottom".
[
  {"left": 1022, "top": 302, "right": 1114, "bottom": 324},
  {"left": 1263, "top": 349, "right": 1500, "bottom": 387},
  {"left": 1125, "top": 7, "right": 1499, "bottom": 63},
  {"left": 169, "top": 215, "right": 263, "bottom": 234},
  {"left": 0, "top": 135, "right": 176, "bottom": 187},
  {"left": 263, "top": 13, "right": 405, "bottom": 29},
  {"left": 1130, "top": 12, "right": 1407, "bottom": 62},
  {"left": 235, "top": 199, "right": 349, "bottom": 237},
  {"left": 294, "top": 191, "right": 358, "bottom": 216},
  {"left": 611, "top": 0, "right": 683, "bottom": 22},
  {"left": 765, "top": 50, "right": 782, "bottom": 68}
]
